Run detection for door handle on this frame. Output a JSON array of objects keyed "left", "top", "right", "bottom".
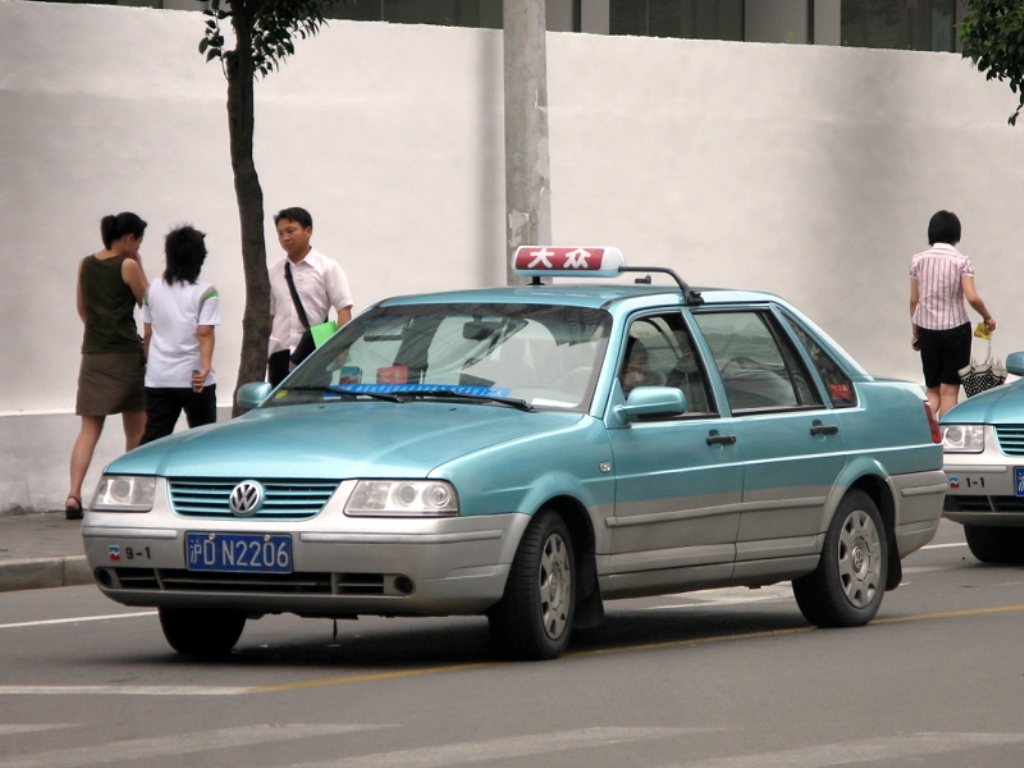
[
  {"left": 810, "top": 424, "right": 839, "bottom": 436},
  {"left": 707, "top": 433, "right": 737, "bottom": 446}
]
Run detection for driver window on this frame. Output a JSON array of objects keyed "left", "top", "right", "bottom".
[{"left": 621, "top": 314, "right": 715, "bottom": 415}]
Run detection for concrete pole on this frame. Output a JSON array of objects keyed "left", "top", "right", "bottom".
[{"left": 503, "top": 0, "right": 552, "bottom": 285}]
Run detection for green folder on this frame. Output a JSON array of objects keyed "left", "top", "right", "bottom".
[{"left": 310, "top": 321, "right": 338, "bottom": 348}]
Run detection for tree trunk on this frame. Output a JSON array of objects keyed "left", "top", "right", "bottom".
[{"left": 227, "top": 0, "right": 271, "bottom": 416}]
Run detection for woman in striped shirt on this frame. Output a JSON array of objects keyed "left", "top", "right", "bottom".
[{"left": 910, "top": 210, "right": 996, "bottom": 417}]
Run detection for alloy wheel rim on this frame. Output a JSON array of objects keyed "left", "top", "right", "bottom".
[
  {"left": 837, "top": 508, "right": 881, "bottom": 608},
  {"left": 539, "top": 532, "right": 571, "bottom": 640}
]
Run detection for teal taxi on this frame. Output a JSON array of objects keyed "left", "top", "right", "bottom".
[
  {"left": 941, "top": 352, "right": 1024, "bottom": 564},
  {"left": 83, "top": 247, "right": 946, "bottom": 660}
]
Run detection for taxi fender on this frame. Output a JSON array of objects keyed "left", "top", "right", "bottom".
[
  {"left": 819, "top": 456, "right": 893, "bottom": 535},
  {"left": 515, "top": 470, "right": 603, "bottom": 519}
]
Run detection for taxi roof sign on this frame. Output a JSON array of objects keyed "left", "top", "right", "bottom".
[
  {"left": 513, "top": 245, "right": 704, "bottom": 305},
  {"left": 513, "top": 246, "right": 625, "bottom": 278}
]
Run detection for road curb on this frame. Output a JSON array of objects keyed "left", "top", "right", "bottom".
[{"left": 0, "top": 556, "right": 92, "bottom": 593}]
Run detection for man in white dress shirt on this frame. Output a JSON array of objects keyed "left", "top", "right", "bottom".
[{"left": 267, "top": 207, "right": 353, "bottom": 386}]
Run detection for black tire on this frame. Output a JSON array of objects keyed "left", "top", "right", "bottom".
[
  {"left": 964, "top": 524, "right": 1024, "bottom": 565},
  {"left": 793, "top": 490, "right": 888, "bottom": 628},
  {"left": 488, "top": 509, "right": 575, "bottom": 660},
  {"left": 158, "top": 607, "right": 246, "bottom": 657}
]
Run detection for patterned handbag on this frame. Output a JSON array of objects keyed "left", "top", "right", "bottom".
[{"left": 959, "top": 338, "right": 1007, "bottom": 398}]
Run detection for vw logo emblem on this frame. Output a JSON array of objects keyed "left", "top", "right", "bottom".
[{"left": 229, "top": 480, "right": 264, "bottom": 517}]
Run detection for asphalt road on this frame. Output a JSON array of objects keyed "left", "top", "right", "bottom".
[{"left": 1, "top": 520, "right": 1023, "bottom": 768}]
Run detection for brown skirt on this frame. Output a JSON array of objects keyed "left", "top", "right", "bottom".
[{"left": 76, "top": 350, "right": 146, "bottom": 416}]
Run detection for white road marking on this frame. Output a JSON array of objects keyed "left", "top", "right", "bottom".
[
  {"left": 0, "top": 724, "right": 386, "bottom": 768},
  {"left": 0, "top": 725, "right": 76, "bottom": 735},
  {"left": 288, "top": 726, "right": 695, "bottom": 768},
  {"left": 0, "top": 685, "right": 250, "bottom": 696},
  {"left": 0, "top": 612, "right": 156, "bottom": 630},
  {"left": 662, "top": 732, "right": 1024, "bottom": 767},
  {"left": 921, "top": 542, "right": 968, "bottom": 550},
  {"left": 645, "top": 585, "right": 793, "bottom": 610}
]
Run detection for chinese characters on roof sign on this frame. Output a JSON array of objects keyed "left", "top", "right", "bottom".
[{"left": 513, "top": 246, "right": 626, "bottom": 278}]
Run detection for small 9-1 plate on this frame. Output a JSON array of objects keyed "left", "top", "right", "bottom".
[{"left": 185, "top": 532, "right": 293, "bottom": 573}]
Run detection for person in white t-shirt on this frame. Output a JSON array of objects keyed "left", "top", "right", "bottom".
[
  {"left": 139, "top": 225, "right": 220, "bottom": 445},
  {"left": 267, "top": 207, "right": 353, "bottom": 386}
]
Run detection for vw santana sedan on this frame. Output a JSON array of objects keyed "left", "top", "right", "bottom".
[
  {"left": 83, "top": 247, "right": 945, "bottom": 660},
  {"left": 941, "top": 352, "right": 1024, "bottom": 564}
]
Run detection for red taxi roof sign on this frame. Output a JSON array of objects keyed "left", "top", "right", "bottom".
[{"left": 513, "top": 246, "right": 625, "bottom": 278}]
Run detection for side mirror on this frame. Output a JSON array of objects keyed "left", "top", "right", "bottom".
[
  {"left": 615, "top": 386, "right": 688, "bottom": 422},
  {"left": 1006, "top": 352, "right": 1024, "bottom": 378},
  {"left": 236, "top": 381, "right": 273, "bottom": 411}
]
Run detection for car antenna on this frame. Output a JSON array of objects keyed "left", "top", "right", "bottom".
[{"left": 618, "top": 266, "right": 704, "bottom": 305}]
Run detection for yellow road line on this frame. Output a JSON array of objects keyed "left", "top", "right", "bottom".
[
  {"left": 247, "top": 662, "right": 499, "bottom": 693},
  {"left": 563, "top": 625, "right": 814, "bottom": 659},
  {"left": 247, "top": 603, "right": 1024, "bottom": 694},
  {"left": 871, "top": 603, "right": 1024, "bottom": 624}
]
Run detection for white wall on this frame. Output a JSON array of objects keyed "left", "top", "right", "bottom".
[{"left": 2, "top": 0, "right": 1022, "bottom": 511}]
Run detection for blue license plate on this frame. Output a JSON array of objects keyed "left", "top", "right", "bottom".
[
  {"left": 186, "top": 532, "right": 292, "bottom": 573},
  {"left": 1016, "top": 468, "right": 1024, "bottom": 498}
]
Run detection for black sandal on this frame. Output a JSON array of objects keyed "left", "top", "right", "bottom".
[{"left": 64, "top": 496, "right": 83, "bottom": 520}]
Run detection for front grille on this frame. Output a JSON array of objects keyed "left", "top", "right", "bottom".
[
  {"left": 945, "top": 495, "right": 1024, "bottom": 513},
  {"left": 168, "top": 478, "right": 340, "bottom": 520},
  {"left": 108, "top": 568, "right": 387, "bottom": 595},
  {"left": 995, "top": 425, "right": 1024, "bottom": 456}
]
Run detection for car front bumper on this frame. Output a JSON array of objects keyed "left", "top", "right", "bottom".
[
  {"left": 943, "top": 431, "right": 1024, "bottom": 527},
  {"left": 82, "top": 479, "right": 529, "bottom": 617}
]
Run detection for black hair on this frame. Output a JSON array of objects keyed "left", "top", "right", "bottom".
[
  {"left": 100, "top": 212, "right": 148, "bottom": 249},
  {"left": 928, "top": 210, "right": 961, "bottom": 246},
  {"left": 273, "top": 207, "right": 313, "bottom": 230},
  {"left": 163, "top": 225, "right": 207, "bottom": 285}
]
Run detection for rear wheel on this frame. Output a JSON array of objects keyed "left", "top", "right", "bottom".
[
  {"left": 488, "top": 509, "right": 575, "bottom": 660},
  {"left": 158, "top": 607, "right": 246, "bottom": 657},
  {"left": 964, "top": 524, "right": 1024, "bottom": 565},
  {"left": 793, "top": 490, "right": 888, "bottom": 627}
]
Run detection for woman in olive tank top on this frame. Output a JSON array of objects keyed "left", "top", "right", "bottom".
[{"left": 66, "top": 213, "right": 150, "bottom": 519}]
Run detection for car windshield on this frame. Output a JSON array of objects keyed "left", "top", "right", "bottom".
[{"left": 270, "top": 302, "right": 612, "bottom": 412}]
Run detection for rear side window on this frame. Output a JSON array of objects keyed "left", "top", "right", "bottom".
[
  {"left": 781, "top": 315, "right": 858, "bottom": 408},
  {"left": 693, "top": 310, "right": 821, "bottom": 413}
]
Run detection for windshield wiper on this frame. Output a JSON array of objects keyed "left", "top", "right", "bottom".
[
  {"left": 283, "top": 385, "right": 405, "bottom": 403},
  {"left": 403, "top": 389, "right": 535, "bottom": 412}
]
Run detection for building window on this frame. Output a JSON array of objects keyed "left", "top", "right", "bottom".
[
  {"left": 841, "top": 0, "right": 955, "bottom": 51},
  {"left": 609, "top": 0, "right": 743, "bottom": 41},
  {"left": 328, "top": 0, "right": 503, "bottom": 29}
]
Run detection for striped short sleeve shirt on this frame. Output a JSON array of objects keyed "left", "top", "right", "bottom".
[{"left": 910, "top": 243, "right": 974, "bottom": 330}]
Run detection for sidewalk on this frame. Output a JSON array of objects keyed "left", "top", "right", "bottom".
[{"left": 0, "top": 511, "right": 92, "bottom": 592}]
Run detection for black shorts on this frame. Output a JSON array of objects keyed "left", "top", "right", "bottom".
[{"left": 918, "top": 322, "right": 972, "bottom": 388}]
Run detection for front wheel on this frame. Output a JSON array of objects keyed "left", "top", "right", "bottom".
[
  {"left": 488, "top": 509, "right": 575, "bottom": 660},
  {"left": 158, "top": 607, "right": 246, "bottom": 657},
  {"left": 964, "top": 524, "right": 1024, "bottom": 564},
  {"left": 793, "top": 490, "right": 888, "bottom": 627}
]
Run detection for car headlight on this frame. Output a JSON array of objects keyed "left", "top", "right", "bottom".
[
  {"left": 942, "top": 424, "right": 985, "bottom": 453},
  {"left": 91, "top": 475, "right": 157, "bottom": 512},
  {"left": 345, "top": 480, "right": 459, "bottom": 517}
]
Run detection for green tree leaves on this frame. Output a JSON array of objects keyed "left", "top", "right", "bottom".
[
  {"left": 200, "top": 0, "right": 333, "bottom": 79},
  {"left": 961, "top": 0, "right": 1024, "bottom": 125}
]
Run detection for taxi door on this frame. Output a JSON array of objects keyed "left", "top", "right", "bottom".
[
  {"left": 602, "top": 311, "right": 743, "bottom": 595},
  {"left": 691, "top": 308, "right": 847, "bottom": 574}
]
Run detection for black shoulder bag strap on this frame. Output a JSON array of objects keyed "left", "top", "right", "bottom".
[{"left": 284, "top": 262, "right": 311, "bottom": 330}]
